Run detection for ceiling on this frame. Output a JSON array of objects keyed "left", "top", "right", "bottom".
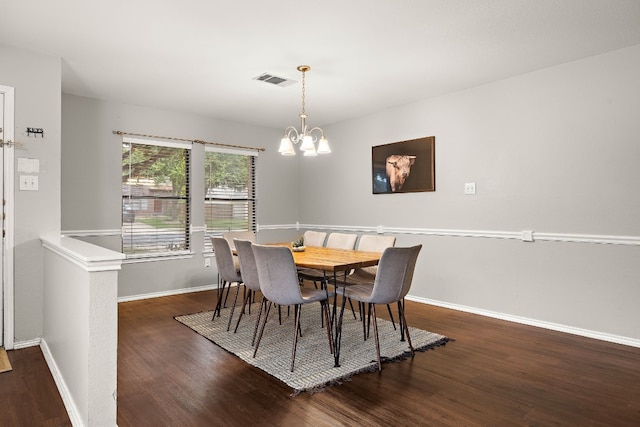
[{"left": 2, "top": 0, "right": 640, "bottom": 130}]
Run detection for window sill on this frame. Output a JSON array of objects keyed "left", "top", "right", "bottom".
[{"left": 123, "top": 251, "right": 195, "bottom": 264}]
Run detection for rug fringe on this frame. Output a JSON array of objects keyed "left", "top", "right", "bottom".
[{"left": 291, "top": 337, "right": 453, "bottom": 397}]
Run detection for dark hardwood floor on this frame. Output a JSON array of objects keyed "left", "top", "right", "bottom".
[{"left": 2, "top": 289, "right": 640, "bottom": 426}]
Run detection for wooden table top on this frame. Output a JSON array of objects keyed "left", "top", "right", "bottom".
[{"left": 270, "top": 244, "right": 382, "bottom": 272}]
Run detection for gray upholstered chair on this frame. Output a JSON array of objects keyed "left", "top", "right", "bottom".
[
  {"left": 232, "top": 239, "right": 264, "bottom": 345},
  {"left": 335, "top": 244, "right": 422, "bottom": 371},
  {"left": 223, "top": 231, "right": 256, "bottom": 270},
  {"left": 252, "top": 244, "right": 335, "bottom": 372},
  {"left": 298, "top": 232, "right": 358, "bottom": 288},
  {"left": 222, "top": 230, "right": 256, "bottom": 251},
  {"left": 339, "top": 234, "right": 397, "bottom": 328},
  {"left": 302, "top": 230, "right": 327, "bottom": 247},
  {"left": 210, "top": 237, "right": 244, "bottom": 331}
]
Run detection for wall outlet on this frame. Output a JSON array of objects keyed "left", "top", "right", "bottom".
[
  {"left": 464, "top": 182, "right": 476, "bottom": 195},
  {"left": 204, "top": 258, "right": 211, "bottom": 267},
  {"left": 19, "top": 175, "right": 39, "bottom": 191},
  {"left": 522, "top": 230, "right": 534, "bottom": 242},
  {"left": 376, "top": 225, "right": 384, "bottom": 234}
]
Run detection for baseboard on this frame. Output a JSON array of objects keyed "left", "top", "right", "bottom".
[
  {"left": 408, "top": 295, "right": 640, "bottom": 348},
  {"left": 40, "top": 338, "right": 84, "bottom": 427},
  {"left": 117, "top": 284, "right": 218, "bottom": 303},
  {"left": 12, "top": 337, "right": 41, "bottom": 349}
]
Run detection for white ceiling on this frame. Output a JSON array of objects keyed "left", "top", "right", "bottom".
[{"left": 2, "top": 0, "right": 640, "bottom": 130}]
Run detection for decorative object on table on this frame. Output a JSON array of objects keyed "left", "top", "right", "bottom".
[
  {"left": 175, "top": 304, "right": 450, "bottom": 395},
  {"left": 291, "top": 235, "right": 305, "bottom": 252},
  {"left": 372, "top": 136, "right": 435, "bottom": 194},
  {"left": 278, "top": 65, "right": 330, "bottom": 157}
]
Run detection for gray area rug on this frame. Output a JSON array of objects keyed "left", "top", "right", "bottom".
[{"left": 175, "top": 303, "right": 450, "bottom": 395}]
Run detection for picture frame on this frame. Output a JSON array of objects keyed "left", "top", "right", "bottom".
[{"left": 372, "top": 136, "right": 435, "bottom": 194}]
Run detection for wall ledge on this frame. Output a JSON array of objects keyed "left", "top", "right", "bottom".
[{"left": 41, "top": 235, "right": 124, "bottom": 272}]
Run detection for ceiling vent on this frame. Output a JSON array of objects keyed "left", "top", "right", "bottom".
[{"left": 253, "top": 72, "right": 297, "bottom": 87}]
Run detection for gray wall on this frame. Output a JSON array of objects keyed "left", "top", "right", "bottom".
[
  {"left": 59, "top": 43, "right": 640, "bottom": 344},
  {"left": 299, "top": 44, "right": 640, "bottom": 341},
  {"left": 61, "top": 95, "right": 299, "bottom": 297},
  {"left": 0, "top": 44, "right": 61, "bottom": 342}
]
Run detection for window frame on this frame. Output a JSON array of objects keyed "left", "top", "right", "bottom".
[
  {"left": 203, "top": 145, "right": 257, "bottom": 252},
  {"left": 121, "top": 136, "right": 192, "bottom": 258}
]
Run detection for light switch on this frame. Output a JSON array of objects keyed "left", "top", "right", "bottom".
[{"left": 19, "top": 175, "right": 39, "bottom": 191}]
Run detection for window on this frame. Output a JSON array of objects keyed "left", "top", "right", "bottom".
[
  {"left": 204, "top": 147, "right": 256, "bottom": 251},
  {"left": 122, "top": 137, "right": 191, "bottom": 255}
]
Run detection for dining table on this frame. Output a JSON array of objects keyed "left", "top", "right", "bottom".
[{"left": 273, "top": 243, "right": 383, "bottom": 367}]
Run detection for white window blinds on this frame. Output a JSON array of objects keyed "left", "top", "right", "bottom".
[
  {"left": 204, "top": 146, "right": 257, "bottom": 251},
  {"left": 122, "top": 137, "right": 191, "bottom": 255}
]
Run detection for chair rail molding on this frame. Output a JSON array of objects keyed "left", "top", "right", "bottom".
[{"left": 258, "top": 223, "right": 640, "bottom": 246}]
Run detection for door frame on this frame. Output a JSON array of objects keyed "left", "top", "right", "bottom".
[{"left": 1, "top": 85, "right": 15, "bottom": 350}]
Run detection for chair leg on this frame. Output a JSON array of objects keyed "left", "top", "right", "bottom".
[
  {"left": 226, "top": 283, "right": 242, "bottom": 332},
  {"left": 253, "top": 301, "right": 272, "bottom": 357},
  {"left": 212, "top": 280, "right": 227, "bottom": 320},
  {"left": 398, "top": 300, "right": 406, "bottom": 341},
  {"left": 251, "top": 297, "right": 266, "bottom": 346},
  {"left": 348, "top": 298, "right": 357, "bottom": 319},
  {"left": 359, "top": 302, "right": 367, "bottom": 340},
  {"left": 387, "top": 304, "right": 396, "bottom": 330},
  {"left": 223, "top": 281, "right": 232, "bottom": 307},
  {"left": 371, "top": 304, "right": 383, "bottom": 371},
  {"left": 233, "top": 289, "right": 252, "bottom": 333},
  {"left": 291, "top": 304, "right": 302, "bottom": 372},
  {"left": 399, "top": 299, "right": 414, "bottom": 355}
]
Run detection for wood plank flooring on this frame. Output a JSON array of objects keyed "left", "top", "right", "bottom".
[{"left": 2, "top": 289, "right": 640, "bottom": 426}]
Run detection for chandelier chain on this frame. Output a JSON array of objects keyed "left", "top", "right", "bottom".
[{"left": 301, "top": 69, "right": 306, "bottom": 115}]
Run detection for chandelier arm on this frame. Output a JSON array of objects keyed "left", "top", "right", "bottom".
[
  {"left": 306, "top": 126, "right": 325, "bottom": 142},
  {"left": 284, "top": 126, "right": 301, "bottom": 144}
]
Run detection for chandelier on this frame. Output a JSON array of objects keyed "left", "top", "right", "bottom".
[{"left": 278, "top": 65, "right": 330, "bottom": 156}]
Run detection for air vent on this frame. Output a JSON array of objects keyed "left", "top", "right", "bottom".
[{"left": 253, "top": 73, "right": 297, "bottom": 87}]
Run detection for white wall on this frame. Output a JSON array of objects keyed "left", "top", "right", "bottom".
[
  {"left": 295, "top": 44, "right": 640, "bottom": 343},
  {"left": 0, "top": 44, "right": 61, "bottom": 342}
]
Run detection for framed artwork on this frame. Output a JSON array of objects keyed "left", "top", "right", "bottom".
[{"left": 372, "top": 136, "right": 435, "bottom": 194}]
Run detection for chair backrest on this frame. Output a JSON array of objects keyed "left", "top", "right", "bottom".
[
  {"left": 211, "top": 237, "right": 242, "bottom": 283},
  {"left": 223, "top": 231, "right": 256, "bottom": 251},
  {"left": 369, "top": 245, "right": 422, "bottom": 305},
  {"left": 234, "top": 239, "right": 260, "bottom": 292},
  {"left": 303, "top": 230, "right": 326, "bottom": 247},
  {"left": 326, "top": 232, "right": 357, "bottom": 250},
  {"left": 356, "top": 234, "right": 397, "bottom": 276},
  {"left": 251, "top": 244, "right": 305, "bottom": 306}
]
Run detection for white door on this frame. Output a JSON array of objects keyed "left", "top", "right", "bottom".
[
  {"left": 1, "top": 85, "right": 15, "bottom": 349},
  {"left": 0, "top": 91, "right": 5, "bottom": 347}
]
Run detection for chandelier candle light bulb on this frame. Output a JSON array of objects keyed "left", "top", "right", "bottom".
[{"left": 279, "top": 65, "right": 330, "bottom": 156}]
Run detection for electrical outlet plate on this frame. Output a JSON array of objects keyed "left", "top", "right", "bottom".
[
  {"left": 522, "top": 230, "right": 534, "bottom": 242},
  {"left": 19, "top": 175, "right": 39, "bottom": 191},
  {"left": 464, "top": 182, "right": 476, "bottom": 195}
]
